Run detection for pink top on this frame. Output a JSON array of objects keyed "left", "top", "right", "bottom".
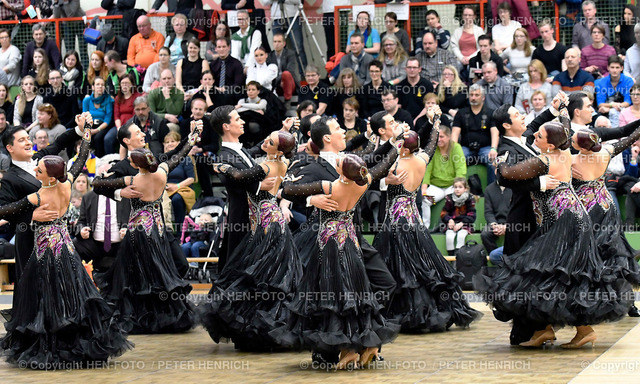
[
  {"left": 619, "top": 107, "right": 640, "bottom": 127},
  {"left": 580, "top": 44, "right": 617, "bottom": 76},
  {"left": 459, "top": 31, "right": 477, "bottom": 58}
]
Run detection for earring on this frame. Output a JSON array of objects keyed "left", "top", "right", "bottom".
[{"left": 546, "top": 148, "right": 550, "bottom": 153}]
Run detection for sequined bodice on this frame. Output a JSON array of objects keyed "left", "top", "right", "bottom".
[
  {"left": 128, "top": 197, "right": 165, "bottom": 236},
  {"left": 318, "top": 208, "right": 360, "bottom": 251},
  {"left": 247, "top": 190, "right": 286, "bottom": 234},
  {"left": 531, "top": 182, "right": 588, "bottom": 227},
  {"left": 34, "top": 216, "right": 74, "bottom": 260},
  {"left": 572, "top": 176, "right": 613, "bottom": 213},
  {"left": 386, "top": 184, "right": 422, "bottom": 226}
]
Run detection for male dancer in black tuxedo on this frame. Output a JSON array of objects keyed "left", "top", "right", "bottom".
[
  {"left": 0, "top": 116, "right": 91, "bottom": 282},
  {"left": 209, "top": 105, "right": 275, "bottom": 269},
  {"left": 92, "top": 123, "right": 193, "bottom": 276},
  {"left": 281, "top": 112, "right": 400, "bottom": 364}
]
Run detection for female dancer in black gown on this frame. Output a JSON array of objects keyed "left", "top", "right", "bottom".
[
  {"left": 198, "top": 131, "right": 304, "bottom": 351},
  {"left": 474, "top": 121, "right": 633, "bottom": 348},
  {"left": 571, "top": 128, "right": 640, "bottom": 309},
  {"left": 272, "top": 149, "right": 402, "bottom": 369},
  {"left": 92, "top": 122, "right": 202, "bottom": 334},
  {"left": 1, "top": 113, "right": 132, "bottom": 369},
  {"left": 373, "top": 111, "right": 481, "bottom": 332}
]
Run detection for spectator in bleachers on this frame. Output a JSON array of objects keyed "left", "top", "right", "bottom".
[
  {"left": 620, "top": 84, "right": 640, "bottom": 127},
  {"left": 552, "top": 48, "right": 595, "bottom": 96},
  {"left": 0, "top": 84, "right": 14, "bottom": 123},
  {"left": 297, "top": 100, "right": 316, "bottom": 120},
  {"left": 360, "top": 60, "right": 389, "bottom": 118},
  {"left": 32, "top": 129, "right": 49, "bottom": 152},
  {"left": 339, "top": 96, "right": 367, "bottom": 138},
  {"left": 298, "top": 64, "right": 331, "bottom": 116},
  {"left": 125, "top": 95, "right": 169, "bottom": 157},
  {"left": 531, "top": 20, "right": 567, "bottom": 79},
  {"left": 501, "top": 28, "right": 535, "bottom": 74},
  {"left": 231, "top": 10, "right": 262, "bottom": 71},
  {"left": 13, "top": 76, "right": 43, "bottom": 129},
  {"left": 181, "top": 213, "right": 214, "bottom": 260},
  {"left": 128, "top": 15, "right": 165, "bottom": 70},
  {"left": 381, "top": 89, "right": 413, "bottom": 129},
  {"left": 43, "top": 69, "right": 78, "bottom": 128},
  {"left": 414, "top": 10, "right": 450, "bottom": 53},
  {"left": 415, "top": 93, "right": 451, "bottom": 135},
  {"left": 572, "top": 0, "right": 611, "bottom": 50},
  {"left": 331, "top": 68, "right": 362, "bottom": 122},
  {"left": 451, "top": 83, "right": 498, "bottom": 183},
  {"left": 180, "top": 97, "right": 217, "bottom": 197},
  {"left": 67, "top": 140, "right": 96, "bottom": 179},
  {"left": 22, "top": 24, "right": 61, "bottom": 78},
  {"left": 164, "top": 13, "right": 196, "bottom": 66},
  {"left": 235, "top": 81, "right": 267, "bottom": 144},
  {"left": 83, "top": 77, "right": 115, "bottom": 157},
  {"left": 481, "top": 173, "right": 511, "bottom": 265},
  {"left": 114, "top": 72, "right": 142, "bottom": 130},
  {"left": 265, "top": 0, "right": 307, "bottom": 72},
  {"left": 0, "top": 0, "right": 21, "bottom": 21},
  {"left": 346, "top": 10, "right": 380, "bottom": 58},
  {"left": 210, "top": 38, "right": 245, "bottom": 92},
  {"left": 524, "top": 90, "right": 549, "bottom": 125},
  {"left": 60, "top": 51, "right": 86, "bottom": 102},
  {"left": 595, "top": 56, "right": 633, "bottom": 120},
  {"left": 149, "top": 0, "right": 200, "bottom": 15},
  {"left": 177, "top": 38, "right": 210, "bottom": 97},
  {"left": 416, "top": 31, "right": 459, "bottom": 86},
  {"left": 27, "top": 48, "right": 50, "bottom": 94},
  {"left": 397, "top": 56, "right": 434, "bottom": 118},
  {"left": 451, "top": 5, "right": 484, "bottom": 67},
  {"left": 616, "top": 5, "right": 639, "bottom": 57},
  {"left": 492, "top": 1, "right": 522, "bottom": 55},
  {"left": 163, "top": 131, "right": 195, "bottom": 226},
  {"left": 0, "top": 29, "right": 20, "bottom": 87},
  {"left": 339, "top": 33, "right": 374, "bottom": 86},
  {"left": 192, "top": 71, "right": 227, "bottom": 113},
  {"left": 101, "top": 0, "right": 134, "bottom": 16},
  {"left": 72, "top": 173, "right": 90, "bottom": 196},
  {"left": 580, "top": 24, "right": 617, "bottom": 78},
  {"left": 104, "top": 50, "right": 141, "bottom": 97},
  {"left": 268, "top": 32, "right": 299, "bottom": 102},
  {"left": 421, "top": 126, "right": 467, "bottom": 229},
  {"left": 148, "top": 69, "right": 184, "bottom": 131},
  {"left": 468, "top": 35, "right": 505, "bottom": 83},
  {"left": 436, "top": 65, "right": 468, "bottom": 122},
  {"left": 143, "top": 47, "right": 174, "bottom": 93},
  {"left": 96, "top": 24, "right": 129, "bottom": 64},
  {"left": 515, "top": 59, "right": 552, "bottom": 115},
  {"left": 30, "top": 103, "right": 65, "bottom": 147},
  {"left": 245, "top": 46, "right": 276, "bottom": 91},
  {"left": 442, "top": 177, "right": 476, "bottom": 256},
  {"left": 381, "top": 12, "right": 410, "bottom": 54},
  {"left": 625, "top": 24, "right": 640, "bottom": 79},
  {"left": 380, "top": 35, "right": 408, "bottom": 86},
  {"left": 87, "top": 50, "right": 109, "bottom": 88},
  {"left": 205, "top": 22, "right": 231, "bottom": 62},
  {"left": 477, "top": 62, "right": 514, "bottom": 112}
]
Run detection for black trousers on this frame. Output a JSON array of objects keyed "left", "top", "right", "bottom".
[{"left": 73, "top": 237, "right": 121, "bottom": 272}]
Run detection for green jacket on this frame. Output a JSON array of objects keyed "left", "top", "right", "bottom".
[
  {"left": 423, "top": 142, "right": 467, "bottom": 187},
  {"left": 148, "top": 86, "right": 184, "bottom": 119}
]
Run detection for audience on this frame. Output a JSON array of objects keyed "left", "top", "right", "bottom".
[
  {"left": 164, "top": 13, "right": 196, "bottom": 66},
  {"left": 595, "top": 55, "right": 633, "bottom": 121},
  {"left": 298, "top": 64, "right": 331, "bottom": 116},
  {"left": 22, "top": 24, "right": 61, "bottom": 78},
  {"left": 501, "top": 28, "right": 535, "bottom": 74},
  {"left": 339, "top": 33, "right": 374, "bottom": 85},
  {"left": 96, "top": 24, "right": 129, "bottom": 64},
  {"left": 143, "top": 47, "right": 175, "bottom": 93},
  {"left": 268, "top": 32, "right": 300, "bottom": 102},
  {"left": 468, "top": 35, "right": 505, "bottom": 83},
  {"left": 13, "top": 75, "right": 42, "bottom": 129},
  {"left": 552, "top": 48, "right": 595, "bottom": 95},
  {"left": 515, "top": 59, "right": 552, "bottom": 114},
  {"left": 114, "top": 72, "right": 142, "bottom": 130},
  {"left": 436, "top": 66, "right": 468, "bottom": 121},
  {"left": 380, "top": 12, "right": 410, "bottom": 54},
  {"left": 492, "top": 2, "right": 522, "bottom": 54},
  {"left": 346, "top": 11, "right": 380, "bottom": 58},
  {"left": 477, "top": 62, "right": 514, "bottom": 112},
  {"left": 205, "top": 22, "right": 231, "bottom": 63},
  {"left": 231, "top": 10, "right": 262, "bottom": 71},
  {"left": 625, "top": 23, "right": 640, "bottom": 79},
  {"left": 0, "top": 28, "right": 21, "bottom": 87},
  {"left": 380, "top": 35, "right": 408, "bottom": 86},
  {"left": 246, "top": 46, "right": 277, "bottom": 91},
  {"left": 580, "top": 24, "right": 617, "bottom": 78},
  {"left": 83, "top": 77, "right": 115, "bottom": 157},
  {"left": 414, "top": 10, "right": 450, "bottom": 52},
  {"left": 441, "top": 177, "right": 476, "bottom": 256},
  {"left": 128, "top": 15, "right": 165, "bottom": 69},
  {"left": 398, "top": 56, "right": 434, "bottom": 118},
  {"left": 451, "top": 5, "right": 484, "bottom": 67},
  {"left": 572, "top": 1, "right": 610, "bottom": 49},
  {"left": 148, "top": 69, "right": 184, "bottom": 131},
  {"left": 416, "top": 31, "right": 459, "bottom": 86},
  {"left": 532, "top": 20, "right": 567, "bottom": 79},
  {"left": 176, "top": 38, "right": 210, "bottom": 96},
  {"left": 163, "top": 131, "right": 196, "bottom": 226}
]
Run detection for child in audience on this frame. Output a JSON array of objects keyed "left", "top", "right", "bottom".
[
  {"left": 181, "top": 213, "right": 216, "bottom": 266},
  {"left": 441, "top": 177, "right": 476, "bottom": 255}
]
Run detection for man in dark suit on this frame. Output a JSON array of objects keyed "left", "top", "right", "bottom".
[
  {"left": 281, "top": 114, "right": 400, "bottom": 364},
  {"left": 0, "top": 121, "right": 87, "bottom": 282},
  {"left": 92, "top": 124, "right": 190, "bottom": 277},
  {"left": 73, "top": 189, "right": 129, "bottom": 273},
  {"left": 268, "top": 32, "right": 300, "bottom": 102},
  {"left": 210, "top": 105, "right": 274, "bottom": 269},
  {"left": 210, "top": 38, "right": 245, "bottom": 93}
]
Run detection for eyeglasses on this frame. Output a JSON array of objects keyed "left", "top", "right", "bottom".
[
  {"left": 406, "top": 66, "right": 421, "bottom": 70},
  {"left": 631, "top": 93, "right": 640, "bottom": 97},
  {"left": 0, "top": 36, "right": 8, "bottom": 40},
  {"left": 383, "top": 43, "right": 396, "bottom": 47}
]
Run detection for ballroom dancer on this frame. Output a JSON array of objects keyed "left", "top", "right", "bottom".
[
  {"left": 475, "top": 121, "right": 633, "bottom": 348},
  {"left": 272, "top": 150, "right": 401, "bottom": 370},
  {"left": 572, "top": 128, "right": 640, "bottom": 293},
  {"left": 373, "top": 110, "right": 481, "bottom": 332},
  {"left": 92, "top": 122, "right": 203, "bottom": 334},
  {"left": 0, "top": 114, "right": 132, "bottom": 369},
  {"left": 198, "top": 131, "right": 303, "bottom": 351}
]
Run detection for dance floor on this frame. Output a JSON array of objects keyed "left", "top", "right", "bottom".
[{"left": 1, "top": 292, "right": 640, "bottom": 384}]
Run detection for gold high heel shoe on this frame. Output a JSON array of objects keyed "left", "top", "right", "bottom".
[
  {"left": 561, "top": 332, "right": 597, "bottom": 349},
  {"left": 336, "top": 350, "right": 360, "bottom": 370},
  {"left": 519, "top": 325, "right": 555, "bottom": 348},
  {"left": 359, "top": 347, "right": 378, "bottom": 367}
]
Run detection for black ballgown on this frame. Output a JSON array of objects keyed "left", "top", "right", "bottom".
[{"left": 198, "top": 163, "right": 303, "bottom": 350}]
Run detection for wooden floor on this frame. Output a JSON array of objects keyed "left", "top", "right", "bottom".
[{"left": 2, "top": 294, "right": 640, "bottom": 384}]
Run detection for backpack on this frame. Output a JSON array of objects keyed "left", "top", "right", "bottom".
[{"left": 455, "top": 240, "right": 487, "bottom": 290}]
